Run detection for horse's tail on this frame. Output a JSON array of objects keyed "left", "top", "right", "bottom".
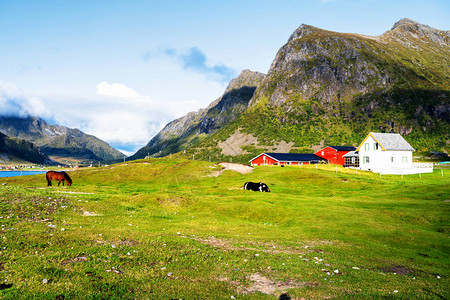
[
  {"left": 63, "top": 171, "right": 72, "bottom": 186},
  {"left": 46, "top": 171, "right": 52, "bottom": 186}
]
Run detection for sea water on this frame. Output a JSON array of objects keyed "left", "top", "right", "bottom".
[{"left": 0, "top": 171, "right": 47, "bottom": 178}]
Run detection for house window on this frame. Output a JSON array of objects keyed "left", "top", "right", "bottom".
[
  {"left": 391, "top": 157, "right": 395, "bottom": 163},
  {"left": 351, "top": 157, "right": 355, "bottom": 163},
  {"left": 402, "top": 156, "right": 408, "bottom": 163},
  {"left": 364, "top": 156, "right": 370, "bottom": 164},
  {"left": 374, "top": 143, "right": 379, "bottom": 150},
  {"left": 364, "top": 143, "right": 369, "bottom": 151},
  {"left": 321, "top": 151, "right": 324, "bottom": 156}
]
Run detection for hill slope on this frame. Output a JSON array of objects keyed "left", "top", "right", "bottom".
[
  {"left": 0, "top": 132, "right": 55, "bottom": 165},
  {"left": 0, "top": 115, "right": 124, "bottom": 163},
  {"left": 130, "top": 70, "right": 265, "bottom": 160},
  {"left": 240, "top": 18, "right": 449, "bottom": 149},
  {"left": 141, "top": 19, "right": 448, "bottom": 163}
]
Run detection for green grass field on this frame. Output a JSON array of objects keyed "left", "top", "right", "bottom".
[{"left": 0, "top": 159, "right": 448, "bottom": 299}]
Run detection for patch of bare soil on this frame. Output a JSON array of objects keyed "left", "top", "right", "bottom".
[
  {"left": 274, "top": 140, "right": 295, "bottom": 153},
  {"left": 218, "top": 129, "right": 259, "bottom": 156},
  {"left": 156, "top": 196, "right": 186, "bottom": 206},
  {"left": 54, "top": 191, "right": 94, "bottom": 195},
  {"left": 244, "top": 273, "right": 309, "bottom": 295},
  {"left": 191, "top": 236, "right": 332, "bottom": 255},
  {"left": 219, "top": 273, "right": 314, "bottom": 297},
  {"left": 380, "top": 265, "right": 414, "bottom": 275},
  {"left": 82, "top": 210, "right": 100, "bottom": 216},
  {"left": 218, "top": 128, "right": 296, "bottom": 156},
  {"left": 61, "top": 255, "right": 89, "bottom": 265},
  {"left": 209, "top": 162, "right": 253, "bottom": 177},
  {"left": 94, "top": 238, "right": 139, "bottom": 247}
]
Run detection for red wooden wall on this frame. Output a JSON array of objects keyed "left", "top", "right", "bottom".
[
  {"left": 250, "top": 155, "right": 310, "bottom": 166},
  {"left": 315, "top": 147, "right": 349, "bottom": 165},
  {"left": 251, "top": 154, "right": 278, "bottom": 166}
]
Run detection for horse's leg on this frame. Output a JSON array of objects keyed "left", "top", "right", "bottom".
[
  {"left": 47, "top": 179, "right": 52, "bottom": 186},
  {"left": 58, "top": 180, "right": 61, "bottom": 186}
]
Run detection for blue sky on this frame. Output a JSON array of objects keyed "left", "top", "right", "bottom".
[{"left": 0, "top": 0, "right": 448, "bottom": 155}]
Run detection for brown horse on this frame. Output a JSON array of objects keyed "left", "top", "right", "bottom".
[{"left": 46, "top": 171, "right": 72, "bottom": 187}]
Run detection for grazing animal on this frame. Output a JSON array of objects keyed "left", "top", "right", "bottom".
[
  {"left": 46, "top": 171, "right": 72, "bottom": 187},
  {"left": 244, "top": 181, "right": 270, "bottom": 192}
]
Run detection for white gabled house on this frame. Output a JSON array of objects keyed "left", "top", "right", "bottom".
[{"left": 357, "top": 132, "right": 433, "bottom": 175}]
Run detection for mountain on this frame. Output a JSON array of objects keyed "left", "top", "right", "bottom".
[
  {"left": 134, "top": 19, "right": 449, "bottom": 163},
  {"left": 0, "top": 132, "right": 56, "bottom": 165},
  {"left": 0, "top": 115, "right": 124, "bottom": 163},
  {"left": 130, "top": 69, "right": 265, "bottom": 160}
]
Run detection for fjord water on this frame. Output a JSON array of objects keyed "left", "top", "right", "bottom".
[{"left": 0, "top": 171, "right": 47, "bottom": 178}]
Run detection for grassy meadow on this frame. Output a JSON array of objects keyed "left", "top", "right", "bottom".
[{"left": 0, "top": 159, "right": 448, "bottom": 299}]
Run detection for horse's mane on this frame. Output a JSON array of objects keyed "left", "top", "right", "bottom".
[{"left": 61, "top": 171, "right": 72, "bottom": 184}]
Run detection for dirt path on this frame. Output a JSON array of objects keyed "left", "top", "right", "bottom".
[{"left": 209, "top": 162, "right": 253, "bottom": 177}]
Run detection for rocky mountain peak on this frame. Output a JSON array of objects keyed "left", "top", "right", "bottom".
[
  {"left": 392, "top": 18, "right": 428, "bottom": 32},
  {"left": 387, "top": 18, "right": 449, "bottom": 45},
  {"left": 224, "top": 69, "right": 266, "bottom": 93},
  {"left": 287, "top": 24, "right": 319, "bottom": 42},
  {"left": 132, "top": 19, "right": 449, "bottom": 161}
]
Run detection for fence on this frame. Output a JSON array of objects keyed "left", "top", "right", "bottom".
[{"left": 413, "top": 162, "right": 434, "bottom": 169}]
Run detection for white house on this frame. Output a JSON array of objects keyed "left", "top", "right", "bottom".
[{"left": 357, "top": 132, "right": 433, "bottom": 175}]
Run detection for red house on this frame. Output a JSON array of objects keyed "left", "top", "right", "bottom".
[
  {"left": 250, "top": 153, "right": 326, "bottom": 166},
  {"left": 314, "top": 146, "right": 356, "bottom": 165}
]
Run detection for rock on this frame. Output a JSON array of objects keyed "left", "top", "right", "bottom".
[{"left": 130, "top": 70, "right": 265, "bottom": 159}]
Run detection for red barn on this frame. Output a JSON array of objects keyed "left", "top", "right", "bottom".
[
  {"left": 249, "top": 153, "right": 326, "bottom": 166},
  {"left": 315, "top": 146, "right": 356, "bottom": 165}
]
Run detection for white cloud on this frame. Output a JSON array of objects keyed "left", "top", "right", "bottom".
[
  {"left": 87, "top": 111, "right": 151, "bottom": 145},
  {"left": 0, "top": 80, "right": 50, "bottom": 118},
  {"left": 96, "top": 81, "right": 141, "bottom": 99},
  {"left": 95, "top": 81, "right": 160, "bottom": 110},
  {"left": 0, "top": 80, "right": 216, "bottom": 155}
]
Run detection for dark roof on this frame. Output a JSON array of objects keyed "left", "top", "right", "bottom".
[
  {"left": 264, "top": 153, "right": 326, "bottom": 162},
  {"left": 342, "top": 151, "right": 359, "bottom": 157},
  {"left": 327, "top": 146, "right": 356, "bottom": 151}
]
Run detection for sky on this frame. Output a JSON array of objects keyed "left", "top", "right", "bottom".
[{"left": 0, "top": 0, "right": 448, "bottom": 156}]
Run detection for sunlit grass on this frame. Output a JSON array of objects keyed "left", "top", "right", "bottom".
[{"left": 0, "top": 159, "right": 448, "bottom": 299}]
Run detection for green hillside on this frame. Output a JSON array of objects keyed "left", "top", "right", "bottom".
[
  {"left": 0, "top": 159, "right": 448, "bottom": 298},
  {"left": 239, "top": 19, "right": 449, "bottom": 152},
  {"left": 135, "top": 19, "right": 449, "bottom": 164}
]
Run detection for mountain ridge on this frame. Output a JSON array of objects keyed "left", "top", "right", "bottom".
[
  {"left": 129, "top": 69, "right": 265, "bottom": 160},
  {"left": 0, "top": 115, "right": 124, "bottom": 163},
  {"left": 131, "top": 19, "right": 448, "bottom": 162},
  {"left": 0, "top": 132, "right": 56, "bottom": 165}
]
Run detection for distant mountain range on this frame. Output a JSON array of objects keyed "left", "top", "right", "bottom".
[
  {"left": 0, "top": 115, "right": 124, "bottom": 164},
  {"left": 132, "top": 18, "right": 450, "bottom": 163},
  {"left": 0, "top": 131, "right": 55, "bottom": 165}
]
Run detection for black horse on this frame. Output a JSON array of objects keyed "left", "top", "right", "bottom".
[{"left": 244, "top": 182, "right": 270, "bottom": 192}]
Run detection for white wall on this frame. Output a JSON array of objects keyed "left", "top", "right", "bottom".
[{"left": 359, "top": 136, "right": 413, "bottom": 173}]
